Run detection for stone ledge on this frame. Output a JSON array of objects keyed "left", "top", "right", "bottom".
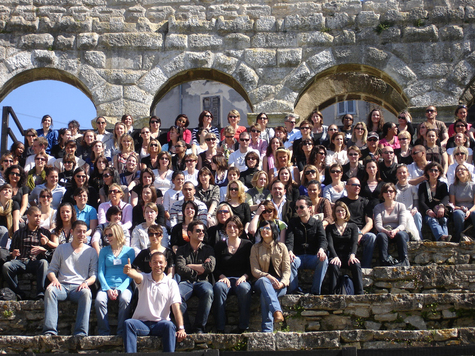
[{"left": 0, "top": 327, "right": 474, "bottom": 353}]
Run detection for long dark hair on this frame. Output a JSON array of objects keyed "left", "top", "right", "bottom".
[
  {"left": 256, "top": 219, "right": 279, "bottom": 242},
  {"left": 53, "top": 202, "right": 77, "bottom": 235},
  {"left": 5, "top": 165, "right": 26, "bottom": 187},
  {"left": 102, "top": 167, "right": 121, "bottom": 196},
  {"left": 71, "top": 167, "right": 89, "bottom": 190}
]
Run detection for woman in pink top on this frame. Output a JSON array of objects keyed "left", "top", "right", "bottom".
[{"left": 379, "top": 122, "right": 400, "bottom": 150}]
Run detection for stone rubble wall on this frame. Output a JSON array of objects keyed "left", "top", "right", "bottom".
[{"left": 0, "top": 0, "right": 475, "bottom": 122}]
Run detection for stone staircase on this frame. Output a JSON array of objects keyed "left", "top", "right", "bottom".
[{"left": 1, "top": 241, "right": 475, "bottom": 353}]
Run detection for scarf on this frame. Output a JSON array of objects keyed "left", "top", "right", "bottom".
[
  {"left": 27, "top": 168, "right": 46, "bottom": 191},
  {"left": 0, "top": 199, "right": 13, "bottom": 237}
]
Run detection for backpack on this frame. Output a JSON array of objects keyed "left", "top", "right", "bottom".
[{"left": 333, "top": 274, "right": 355, "bottom": 295}]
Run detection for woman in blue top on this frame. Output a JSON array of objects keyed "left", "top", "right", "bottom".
[
  {"left": 95, "top": 222, "right": 136, "bottom": 337},
  {"left": 37, "top": 115, "right": 58, "bottom": 154}
]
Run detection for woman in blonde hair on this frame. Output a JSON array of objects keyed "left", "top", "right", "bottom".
[
  {"left": 220, "top": 109, "right": 247, "bottom": 140},
  {"left": 270, "top": 147, "right": 300, "bottom": 185},
  {"left": 218, "top": 126, "right": 238, "bottom": 159},
  {"left": 95, "top": 222, "right": 135, "bottom": 336},
  {"left": 246, "top": 170, "right": 270, "bottom": 214},
  {"left": 113, "top": 134, "right": 135, "bottom": 174},
  {"left": 98, "top": 183, "right": 133, "bottom": 231},
  {"left": 226, "top": 180, "right": 251, "bottom": 231},
  {"left": 299, "top": 164, "right": 319, "bottom": 196},
  {"left": 346, "top": 122, "right": 368, "bottom": 150},
  {"left": 197, "top": 132, "right": 218, "bottom": 172},
  {"left": 140, "top": 138, "right": 161, "bottom": 172}
]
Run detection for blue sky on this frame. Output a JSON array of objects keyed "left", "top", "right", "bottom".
[{"left": 0, "top": 80, "right": 96, "bottom": 148}]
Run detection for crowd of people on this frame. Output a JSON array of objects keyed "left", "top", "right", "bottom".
[{"left": 0, "top": 104, "right": 473, "bottom": 351}]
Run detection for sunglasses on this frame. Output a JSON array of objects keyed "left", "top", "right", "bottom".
[
  {"left": 110, "top": 189, "right": 120, "bottom": 194},
  {"left": 259, "top": 226, "right": 271, "bottom": 231},
  {"left": 35, "top": 158, "right": 46, "bottom": 162},
  {"left": 229, "top": 187, "right": 239, "bottom": 191},
  {"left": 355, "top": 127, "right": 364, "bottom": 131},
  {"left": 204, "top": 114, "right": 212, "bottom": 117},
  {"left": 426, "top": 109, "right": 435, "bottom": 113},
  {"left": 263, "top": 209, "right": 274, "bottom": 214},
  {"left": 286, "top": 121, "right": 296, "bottom": 124},
  {"left": 349, "top": 183, "right": 361, "bottom": 187},
  {"left": 367, "top": 138, "right": 378, "bottom": 142},
  {"left": 240, "top": 138, "right": 250, "bottom": 142},
  {"left": 397, "top": 116, "right": 406, "bottom": 120},
  {"left": 205, "top": 138, "right": 217, "bottom": 142},
  {"left": 150, "top": 143, "right": 159, "bottom": 148},
  {"left": 385, "top": 190, "right": 396, "bottom": 193},
  {"left": 302, "top": 142, "right": 313, "bottom": 146},
  {"left": 455, "top": 152, "right": 466, "bottom": 156},
  {"left": 317, "top": 151, "right": 326, "bottom": 155},
  {"left": 97, "top": 121, "right": 106, "bottom": 124},
  {"left": 456, "top": 125, "right": 466, "bottom": 128},
  {"left": 160, "top": 157, "right": 169, "bottom": 161},
  {"left": 348, "top": 153, "right": 359, "bottom": 157},
  {"left": 194, "top": 229, "right": 205, "bottom": 233},
  {"left": 429, "top": 169, "right": 439, "bottom": 173},
  {"left": 105, "top": 233, "right": 114, "bottom": 238},
  {"left": 330, "top": 170, "right": 342, "bottom": 174},
  {"left": 383, "top": 151, "right": 394, "bottom": 155},
  {"left": 40, "top": 195, "right": 52, "bottom": 198},
  {"left": 296, "top": 205, "right": 307, "bottom": 210},
  {"left": 9, "top": 172, "right": 21, "bottom": 177},
  {"left": 247, "top": 157, "right": 257, "bottom": 161},
  {"left": 225, "top": 136, "right": 234, "bottom": 139},
  {"left": 3, "top": 159, "right": 13, "bottom": 163},
  {"left": 457, "top": 169, "right": 468, "bottom": 173},
  {"left": 175, "top": 145, "right": 184, "bottom": 148},
  {"left": 103, "top": 173, "right": 112, "bottom": 178},
  {"left": 150, "top": 120, "right": 159, "bottom": 124},
  {"left": 217, "top": 210, "right": 230, "bottom": 214},
  {"left": 300, "top": 127, "right": 311, "bottom": 130},
  {"left": 228, "top": 115, "right": 238, "bottom": 119},
  {"left": 305, "top": 170, "right": 317, "bottom": 175},
  {"left": 149, "top": 232, "right": 162, "bottom": 237},
  {"left": 141, "top": 131, "right": 150, "bottom": 135},
  {"left": 76, "top": 175, "right": 87, "bottom": 179},
  {"left": 251, "top": 129, "right": 261, "bottom": 133}
]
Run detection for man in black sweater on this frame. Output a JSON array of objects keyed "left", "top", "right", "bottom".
[{"left": 285, "top": 196, "right": 328, "bottom": 294}]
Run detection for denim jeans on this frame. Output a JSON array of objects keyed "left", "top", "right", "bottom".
[
  {"left": 42, "top": 283, "right": 92, "bottom": 335},
  {"left": 123, "top": 319, "right": 176, "bottom": 353},
  {"left": 360, "top": 232, "right": 376, "bottom": 268},
  {"left": 414, "top": 212, "right": 423, "bottom": 239},
  {"left": 424, "top": 215, "right": 448, "bottom": 241},
  {"left": 452, "top": 210, "right": 475, "bottom": 243},
  {"left": 2, "top": 258, "right": 48, "bottom": 298},
  {"left": 376, "top": 231, "right": 409, "bottom": 264},
  {"left": 95, "top": 288, "right": 132, "bottom": 337},
  {"left": 178, "top": 281, "right": 213, "bottom": 333},
  {"left": 213, "top": 277, "right": 252, "bottom": 331},
  {"left": 0, "top": 226, "right": 9, "bottom": 249},
  {"left": 289, "top": 254, "right": 328, "bottom": 294},
  {"left": 253, "top": 277, "right": 287, "bottom": 332}
]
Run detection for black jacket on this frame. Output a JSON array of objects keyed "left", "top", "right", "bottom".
[{"left": 285, "top": 216, "right": 327, "bottom": 256}]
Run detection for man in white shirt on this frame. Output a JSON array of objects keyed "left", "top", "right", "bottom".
[
  {"left": 285, "top": 114, "right": 301, "bottom": 149},
  {"left": 123, "top": 252, "right": 186, "bottom": 353},
  {"left": 228, "top": 131, "right": 259, "bottom": 172}
]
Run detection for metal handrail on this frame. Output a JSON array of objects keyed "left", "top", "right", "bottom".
[{"left": 1, "top": 106, "right": 24, "bottom": 154}]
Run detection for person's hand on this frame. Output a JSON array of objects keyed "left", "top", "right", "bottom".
[
  {"left": 11, "top": 249, "right": 20, "bottom": 258},
  {"left": 256, "top": 204, "right": 266, "bottom": 215},
  {"left": 77, "top": 281, "right": 89, "bottom": 291},
  {"left": 348, "top": 254, "right": 360, "bottom": 265},
  {"left": 176, "top": 329, "right": 187, "bottom": 342},
  {"left": 107, "top": 289, "right": 118, "bottom": 300},
  {"left": 40, "top": 233, "right": 49, "bottom": 246},
  {"left": 465, "top": 210, "right": 471, "bottom": 219},
  {"left": 411, "top": 208, "right": 417, "bottom": 216},
  {"left": 436, "top": 207, "right": 445, "bottom": 218},
  {"left": 218, "top": 277, "right": 230, "bottom": 288},
  {"left": 123, "top": 258, "right": 132, "bottom": 275},
  {"left": 317, "top": 248, "right": 327, "bottom": 262},
  {"left": 330, "top": 257, "right": 341, "bottom": 267},
  {"left": 288, "top": 250, "right": 295, "bottom": 262},
  {"left": 49, "top": 279, "right": 62, "bottom": 290},
  {"left": 236, "top": 275, "right": 247, "bottom": 286},
  {"left": 30, "top": 246, "right": 46, "bottom": 255},
  {"left": 427, "top": 210, "right": 436, "bottom": 218}
]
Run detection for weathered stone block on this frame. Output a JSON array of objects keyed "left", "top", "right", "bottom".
[
  {"left": 216, "top": 16, "right": 253, "bottom": 32},
  {"left": 284, "top": 64, "right": 311, "bottom": 91},
  {"left": 207, "top": 4, "right": 240, "bottom": 20},
  {"left": 275, "top": 332, "right": 301, "bottom": 351},
  {"left": 247, "top": 332, "right": 276, "bottom": 351},
  {"left": 298, "top": 32, "right": 334, "bottom": 46},
  {"left": 283, "top": 14, "right": 324, "bottom": 32},
  {"left": 77, "top": 33, "right": 99, "bottom": 49},
  {"left": 244, "top": 48, "right": 276, "bottom": 68},
  {"left": 402, "top": 25, "right": 439, "bottom": 42},
  {"left": 334, "top": 30, "right": 356, "bottom": 45},
  {"left": 233, "top": 62, "right": 258, "bottom": 91},
  {"left": 185, "top": 50, "right": 214, "bottom": 68},
  {"left": 19, "top": 34, "right": 54, "bottom": 49},
  {"left": 175, "top": 5, "right": 205, "bottom": 20},
  {"left": 213, "top": 53, "right": 239, "bottom": 74},
  {"left": 277, "top": 48, "right": 302, "bottom": 67},
  {"left": 99, "top": 33, "right": 163, "bottom": 49},
  {"left": 306, "top": 49, "right": 335, "bottom": 73},
  {"left": 326, "top": 12, "right": 352, "bottom": 30},
  {"left": 84, "top": 50, "right": 106, "bottom": 68},
  {"left": 255, "top": 16, "right": 276, "bottom": 31},
  {"left": 223, "top": 33, "right": 250, "bottom": 49},
  {"left": 137, "top": 66, "right": 168, "bottom": 94},
  {"left": 439, "top": 25, "right": 464, "bottom": 41},
  {"left": 5, "top": 51, "right": 32, "bottom": 72},
  {"left": 189, "top": 34, "right": 222, "bottom": 50},
  {"left": 242, "top": 5, "right": 271, "bottom": 20},
  {"left": 5, "top": 16, "right": 38, "bottom": 32},
  {"left": 356, "top": 11, "right": 380, "bottom": 30},
  {"left": 164, "top": 34, "right": 187, "bottom": 50},
  {"left": 55, "top": 35, "right": 75, "bottom": 50},
  {"left": 146, "top": 6, "right": 175, "bottom": 22},
  {"left": 251, "top": 33, "right": 297, "bottom": 48}
]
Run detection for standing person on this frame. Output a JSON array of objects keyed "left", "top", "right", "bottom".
[
  {"left": 337, "top": 178, "right": 376, "bottom": 268},
  {"left": 43, "top": 220, "right": 98, "bottom": 336},
  {"left": 172, "top": 140, "right": 188, "bottom": 172},
  {"left": 213, "top": 216, "right": 252, "bottom": 333},
  {"left": 95, "top": 222, "right": 135, "bottom": 337},
  {"left": 0, "top": 183, "right": 20, "bottom": 247},
  {"left": 374, "top": 183, "right": 410, "bottom": 266},
  {"left": 395, "top": 131, "right": 413, "bottom": 165},
  {"left": 360, "top": 159, "right": 384, "bottom": 211},
  {"left": 309, "top": 110, "right": 329, "bottom": 146},
  {"left": 292, "top": 120, "right": 315, "bottom": 167},
  {"left": 176, "top": 220, "right": 215, "bottom": 334},
  {"left": 450, "top": 164, "right": 475, "bottom": 242},
  {"left": 366, "top": 108, "right": 385, "bottom": 137},
  {"left": 397, "top": 111, "right": 415, "bottom": 139},
  {"left": 425, "top": 105, "right": 449, "bottom": 147},
  {"left": 249, "top": 123, "right": 268, "bottom": 158},
  {"left": 284, "top": 114, "right": 301, "bottom": 148},
  {"left": 326, "top": 201, "right": 363, "bottom": 294},
  {"left": 192, "top": 111, "right": 220, "bottom": 145},
  {"left": 2, "top": 206, "right": 50, "bottom": 300},
  {"left": 346, "top": 122, "right": 368, "bottom": 150},
  {"left": 250, "top": 219, "right": 290, "bottom": 331},
  {"left": 219, "top": 110, "right": 247, "bottom": 141},
  {"left": 379, "top": 122, "right": 400, "bottom": 150},
  {"left": 136, "top": 126, "right": 152, "bottom": 160},
  {"left": 94, "top": 116, "right": 113, "bottom": 145},
  {"left": 256, "top": 112, "right": 275, "bottom": 143},
  {"left": 286, "top": 196, "right": 328, "bottom": 295},
  {"left": 419, "top": 162, "right": 450, "bottom": 241},
  {"left": 50, "top": 128, "right": 71, "bottom": 159},
  {"left": 340, "top": 114, "right": 354, "bottom": 142},
  {"left": 149, "top": 116, "right": 162, "bottom": 141},
  {"left": 123, "top": 252, "right": 186, "bottom": 353},
  {"left": 326, "top": 132, "right": 348, "bottom": 166},
  {"left": 37, "top": 115, "right": 58, "bottom": 154},
  {"left": 197, "top": 133, "right": 218, "bottom": 172}
]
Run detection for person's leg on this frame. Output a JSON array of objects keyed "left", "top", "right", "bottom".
[
  {"left": 117, "top": 288, "right": 133, "bottom": 337},
  {"left": 178, "top": 281, "right": 194, "bottom": 333},
  {"left": 123, "top": 319, "right": 151, "bottom": 353},
  {"left": 2, "top": 259, "right": 26, "bottom": 298},
  {"left": 424, "top": 215, "right": 444, "bottom": 241},
  {"left": 253, "top": 277, "right": 281, "bottom": 332},
  {"left": 376, "top": 232, "right": 390, "bottom": 264},
  {"left": 94, "top": 290, "right": 110, "bottom": 335},
  {"left": 414, "top": 212, "right": 423, "bottom": 239},
  {"left": 327, "top": 262, "right": 340, "bottom": 294},
  {"left": 441, "top": 217, "right": 449, "bottom": 236},
  {"left": 150, "top": 320, "right": 177, "bottom": 352},
  {"left": 360, "top": 232, "right": 376, "bottom": 268},
  {"left": 42, "top": 283, "right": 68, "bottom": 335},
  {"left": 0, "top": 226, "right": 9, "bottom": 248},
  {"left": 231, "top": 278, "right": 252, "bottom": 331},
  {"left": 348, "top": 260, "right": 364, "bottom": 295},
  {"left": 192, "top": 281, "right": 214, "bottom": 332},
  {"left": 213, "top": 281, "right": 230, "bottom": 332},
  {"left": 68, "top": 285, "right": 93, "bottom": 336},
  {"left": 26, "top": 259, "right": 48, "bottom": 297},
  {"left": 394, "top": 231, "right": 409, "bottom": 262},
  {"left": 288, "top": 256, "right": 301, "bottom": 293}
]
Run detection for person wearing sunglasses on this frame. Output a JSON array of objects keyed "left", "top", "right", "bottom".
[
  {"left": 95, "top": 222, "right": 135, "bottom": 337},
  {"left": 447, "top": 118, "right": 475, "bottom": 151},
  {"left": 98, "top": 183, "right": 133, "bottom": 232},
  {"left": 249, "top": 123, "right": 268, "bottom": 158},
  {"left": 63, "top": 167, "right": 100, "bottom": 210},
  {"left": 299, "top": 164, "right": 319, "bottom": 196},
  {"left": 140, "top": 138, "right": 162, "bottom": 171},
  {"left": 197, "top": 133, "right": 218, "bottom": 172},
  {"left": 24, "top": 136, "right": 55, "bottom": 172},
  {"left": 0, "top": 183, "right": 20, "bottom": 248},
  {"left": 396, "top": 110, "right": 415, "bottom": 139},
  {"left": 374, "top": 183, "right": 410, "bottom": 266},
  {"left": 418, "top": 162, "right": 450, "bottom": 241},
  {"left": 424, "top": 105, "right": 449, "bottom": 147},
  {"left": 286, "top": 196, "right": 328, "bottom": 295},
  {"left": 132, "top": 199, "right": 164, "bottom": 255},
  {"left": 43, "top": 220, "right": 98, "bottom": 336},
  {"left": 251, "top": 219, "right": 290, "bottom": 331},
  {"left": 228, "top": 131, "right": 260, "bottom": 173},
  {"left": 256, "top": 112, "right": 275, "bottom": 143},
  {"left": 207, "top": 202, "right": 238, "bottom": 247},
  {"left": 395, "top": 131, "right": 414, "bottom": 165},
  {"left": 293, "top": 120, "right": 316, "bottom": 168},
  {"left": 217, "top": 126, "right": 238, "bottom": 159},
  {"left": 378, "top": 146, "right": 398, "bottom": 184},
  {"left": 407, "top": 145, "right": 430, "bottom": 186},
  {"left": 346, "top": 122, "right": 368, "bottom": 150},
  {"left": 172, "top": 139, "right": 188, "bottom": 172},
  {"left": 148, "top": 116, "right": 162, "bottom": 141},
  {"left": 249, "top": 199, "right": 288, "bottom": 242},
  {"left": 38, "top": 188, "right": 56, "bottom": 231},
  {"left": 213, "top": 216, "right": 253, "bottom": 333},
  {"left": 219, "top": 109, "right": 246, "bottom": 141},
  {"left": 240, "top": 151, "right": 261, "bottom": 189},
  {"left": 176, "top": 220, "right": 215, "bottom": 334},
  {"left": 91, "top": 205, "right": 129, "bottom": 254},
  {"left": 4, "top": 165, "right": 28, "bottom": 224},
  {"left": 342, "top": 146, "right": 365, "bottom": 184},
  {"left": 192, "top": 111, "right": 220, "bottom": 146},
  {"left": 360, "top": 131, "right": 381, "bottom": 162},
  {"left": 58, "top": 154, "right": 77, "bottom": 189},
  {"left": 447, "top": 132, "right": 473, "bottom": 166},
  {"left": 447, "top": 146, "right": 475, "bottom": 187},
  {"left": 0, "top": 153, "right": 14, "bottom": 185},
  {"left": 23, "top": 128, "right": 38, "bottom": 158},
  {"left": 323, "top": 163, "right": 347, "bottom": 205},
  {"left": 94, "top": 116, "right": 113, "bottom": 145}
]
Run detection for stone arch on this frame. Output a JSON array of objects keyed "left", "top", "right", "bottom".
[
  {"left": 294, "top": 64, "right": 410, "bottom": 120},
  {"left": 150, "top": 68, "right": 254, "bottom": 115},
  {"left": 0, "top": 68, "right": 95, "bottom": 107}
]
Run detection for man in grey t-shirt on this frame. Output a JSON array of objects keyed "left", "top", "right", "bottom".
[{"left": 42, "top": 220, "right": 98, "bottom": 336}]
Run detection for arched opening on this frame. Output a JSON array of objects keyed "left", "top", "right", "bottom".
[
  {"left": 0, "top": 70, "right": 96, "bottom": 148},
  {"left": 294, "top": 64, "right": 409, "bottom": 124},
  {"left": 151, "top": 69, "right": 253, "bottom": 128}
]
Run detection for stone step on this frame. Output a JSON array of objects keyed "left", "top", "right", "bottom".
[
  {"left": 2, "top": 292, "right": 475, "bottom": 336},
  {"left": 0, "top": 327, "right": 474, "bottom": 353}
]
